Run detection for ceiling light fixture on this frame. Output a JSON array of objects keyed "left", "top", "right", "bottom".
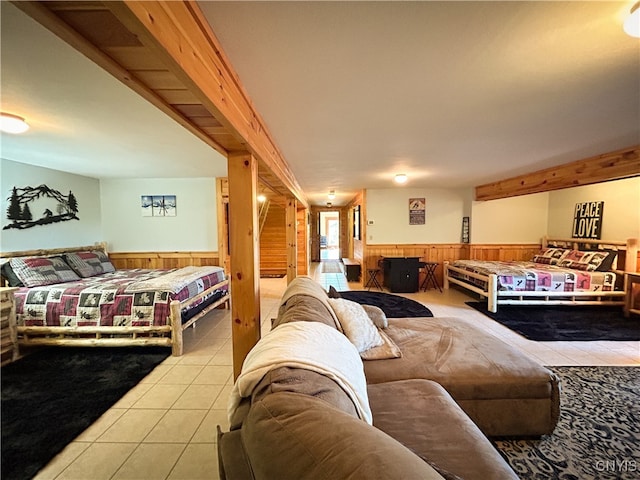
[
  {"left": 328, "top": 190, "right": 336, "bottom": 200},
  {"left": 394, "top": 173, "right": 408, "bottom": 184},
  {"left": 257, "top": 194, "right": 266, "bottom": 203},
  {"left": 0, "top": 112, "right": 29, "bottom": 134},
  {"left": 624, "top": 1, "right": 640, "bottom": 37}
]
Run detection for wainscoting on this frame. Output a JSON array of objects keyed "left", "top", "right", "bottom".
[
  {"left": 364, "top": 243, "right": 541, "bottom": 287},
  {"left": 109, "top": 251, "right": 221, "bottom": 270}
]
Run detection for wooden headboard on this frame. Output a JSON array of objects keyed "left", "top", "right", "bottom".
[
  {"left": 542, "top": 237, "right": 638, "bottom": 273},
  {"left": 0, "top": 242, "right": 109, "bottom": 261},
  {"left": 0, "top": 243, "right": 109, "bottom": 287}
]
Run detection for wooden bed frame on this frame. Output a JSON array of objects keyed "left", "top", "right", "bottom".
[
  {"left": 0, "top": 243, "right": 230, "bottom": 356},
  {"left": 444, "top": 237, "right": 638, "bottom": 313}
]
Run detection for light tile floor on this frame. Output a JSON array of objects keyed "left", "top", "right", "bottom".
[{"left": 35, "top": 263, "right": 639, "bottom": 479}]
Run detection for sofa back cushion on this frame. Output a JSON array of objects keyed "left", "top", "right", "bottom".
[
  {"left": 273, "top": 294, "right": 338, "bottom": 330},
  {"left": 243, "top": 392, "right": 444, "bottom": 480}
]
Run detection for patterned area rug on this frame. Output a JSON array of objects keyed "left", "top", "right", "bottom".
[
  {"left": 322, "top": 261, "right": 343, "bottom": 273},
  {"left": 494, "top": 366, "right": 640, "bottom": 480}
]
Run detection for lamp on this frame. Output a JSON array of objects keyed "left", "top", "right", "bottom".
[
  {"left": 394, "top": 173, "right": 408, "bottom": 184},
  {"left": 328, "top": 190, "right": 336, "bottom": 200},
  {"left": 624, "top": 1, "right": 640, "bottom": 38},
  {"left": 0, "top": 112, "right": 29, "bottom": 134}
]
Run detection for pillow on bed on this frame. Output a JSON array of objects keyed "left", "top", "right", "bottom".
[
  {"left": 1, "top": 261, "right": 24, "bottom": 287},
  {"left": 558, "top": 249, "right": 617, "bottom": 272},
  {"left": 328, "top": 298, "right": 384, "bottom": 353},
  {"left": 64, "top": 251, "right": 116, "bottom": 278},
  {"left": 10, "top": 256, "right": 81, "bottom": 287},
  {"left": 532, "top": 247, "right": 569, "bottom": 265}
]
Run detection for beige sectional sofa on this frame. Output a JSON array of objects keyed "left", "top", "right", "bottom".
[{"left": 218, "top": 276, "right": 560, "bottom": 479}]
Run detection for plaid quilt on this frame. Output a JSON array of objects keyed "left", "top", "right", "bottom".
[
  {"left": 14, "top": 267, "right": 227, "bottom": 327},
  {"left": 450, "top": 260, "right": 616, "bottom": 293}
]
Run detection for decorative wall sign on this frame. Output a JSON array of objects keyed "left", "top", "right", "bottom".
[
  {"left": 353, "top": 205, "right": 361, "bottom": 240},
  {"left": 461, "top": 216, "right": 470, "bottom": 243},
  {"left": 572, "top": 201, "right": 604, "bottom": 239},
  {"left": 4, "top": 185, "right": 79, "bottom": 230},
  {"left": 409, "top": 198, "right": 425, "bottom": 225},
  {"left": 141, "top": 195, "right": 177, "bottom": 217}
]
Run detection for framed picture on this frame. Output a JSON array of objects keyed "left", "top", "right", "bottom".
[
  {"left": 409, "top": 197, "right": 425, "bottom": 225},
  {"left": 142, "top": 195, "right": 177, "bottom": 217},
  {"left": 353, "top": 205, "right": 361, "bottom": 240}
]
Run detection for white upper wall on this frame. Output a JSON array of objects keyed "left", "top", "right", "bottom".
[
  {"left": 471, "top": 192, "right": 550, "bottom": 244},
  {"left": 0, "top": 159, "right": 102, "bottom": 251},
  {"left": 546, "top": 176, "right": 640, "bottom": 241},
  {"left": 100, "top": 178, "right": 218, "bottom": 252},
  {"left": 366, "top": 188, "right": 467, "bottom": 244}
]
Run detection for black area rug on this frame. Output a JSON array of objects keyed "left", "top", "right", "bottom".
[
  {"left": 338, "top": 290, "right": 433, "bottom": 318},
  {"left": 466, "top": 302, "right": 640, "bottom": 341},
  {"left": 494, "top": 366, "right": 640, "bottom": 480},
  {"left": 1, "top": 347, "right": 170, "bottom": 480}
]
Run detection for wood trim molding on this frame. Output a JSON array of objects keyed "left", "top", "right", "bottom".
[{"left": 475, "top": 145, "right": 640, "bottom": 201}]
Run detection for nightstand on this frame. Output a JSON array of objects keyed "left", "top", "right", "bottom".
[
  {"left": 1, "top": 287, "right": 19, "bottom": 365},
  {"left": 624, "top": 272, "right": 640, "bottom": 317}
]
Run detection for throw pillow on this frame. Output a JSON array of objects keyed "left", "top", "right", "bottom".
[
  {"left": 532, "top": 247, "right": 569, "bottom": 265},
  {"left": 327, "top": 285, "right": 342, "bottom": 298},
  {"left": 1, "top": 261, "right": 24, "bottom": 287},
  {"left": 360, "top": 329, "right": 402, "bottom": 360},
  {"left": 64, "top": 250, "right": 116, "bottom": 278},
  {"left": 328, "top": 298, "right": 384, "bottom": 353},
  {"left": 9, "top": 256, "right": 81, "bottom": 287},
  {"left": 362, "top": 304, "right": 387, "bottom": 329}
]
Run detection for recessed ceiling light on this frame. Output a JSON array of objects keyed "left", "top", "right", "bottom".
[
  {"left": 394, "top": 173, "right": 408, "bottom": 184},
  {"left": 257, "top": 194, "right": 266, "bottom": 203},
  {"left": 624, "top": 1, "right": 640, "bottom": 38},
  {"left": 0, "top": 113, "right": 29, "bottom": 134}
]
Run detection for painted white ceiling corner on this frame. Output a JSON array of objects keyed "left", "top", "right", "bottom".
[
  {"left": 200, "top": 1, "right": 640, "bottom": 205},
  {"left": 0, "top": 2, "right": 227, "bottom": 180},
  {"left": 1, "top": 1, "right": 638, "bottom": 207}
]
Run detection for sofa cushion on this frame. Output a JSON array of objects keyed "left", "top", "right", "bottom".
[
  {"left": 359, "top": 329, "right": 402, "bottom": 360},
  {"left": 363, "top": 316, "right": 561, "bottom": 436},
  {"left": 242, "top": 392, "right": 445, "bottom": 480},
  {"left": 277, "top": 276, "right": 342, "bottom": 330},
  {"left": 272, "top": 294, "right": 338, "bottom": 330},
  {"left": 328, "top": 297, "right": 384, "bottom": 353},
  {"left": 362, "top": 304, "right": 388, "bottom": 328},
  {"left": 368, "top": 379, "right": 519, "bottom": 480}
]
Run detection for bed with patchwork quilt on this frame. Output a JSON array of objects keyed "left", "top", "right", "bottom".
[
  {"left": 1, "top": 244, "right": 229, "bottom": 356},
  {"left": 444, "top": 237, "right": 638, "bottom": 313}
]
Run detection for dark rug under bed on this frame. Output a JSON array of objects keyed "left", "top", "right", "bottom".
[
  {"left": 466, "top": 302, "right": 640, "bottom": 341},
  {"left": 339, "top": 290, "right": 433, "bottom": 318},
  {"left": 1, "top": 346, "right": 170, "bottom": 480}
]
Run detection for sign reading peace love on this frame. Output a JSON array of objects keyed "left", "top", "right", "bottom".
[{"left": 572, "top": 201, "right": 604, "bottom": 239}]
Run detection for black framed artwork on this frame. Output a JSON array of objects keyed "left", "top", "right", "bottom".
[{"left": 353, "top": 205, "right": 361, "bottom": 240}]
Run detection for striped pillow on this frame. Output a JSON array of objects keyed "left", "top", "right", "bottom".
[
  {"left": 10, "top": 256, "right": 80, "bottom": 287},
  {"left": 64, "top": 251, "right": 116, "bottom": 278}
]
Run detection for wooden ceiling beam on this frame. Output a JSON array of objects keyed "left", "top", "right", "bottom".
[
  {"left": 108, "top": 0, "right": 308, "bottom": 209},
  {"left": 12, "top": 0, "right": 228, "bottom": 158},
  {"left": 475, "top": 145, "right": 640, "bottom": 201}
]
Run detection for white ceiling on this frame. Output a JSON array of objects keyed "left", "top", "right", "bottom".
[
  {"left": 1, "top": 2, "right": 639, "bottom": 207},
  {"left": 0, "top": 2, "right": 228, "bottom": 180}
]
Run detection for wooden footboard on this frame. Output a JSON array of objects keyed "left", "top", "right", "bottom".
[{"left": 17, "top": 278, "right": 230, "bottom": 356}]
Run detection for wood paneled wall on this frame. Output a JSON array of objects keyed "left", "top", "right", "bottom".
[
  {"left": 363, "top": 243, "right": 541, "bottom": 286},
  {"left": 297, "top": 209, "right": 308, "bottom": 276},
  {"left": 109, "top": 251, "right": 221, "bottom": 270},
  {"left": 259, "top": 204, "right": 287, "bottom": 275}
]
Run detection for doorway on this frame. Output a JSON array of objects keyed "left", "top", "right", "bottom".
[{"left": 319, "top": 210, "right": 340, "bottom": 260}]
